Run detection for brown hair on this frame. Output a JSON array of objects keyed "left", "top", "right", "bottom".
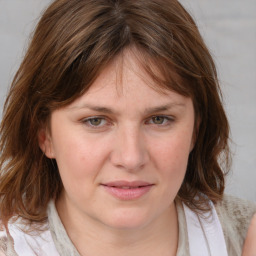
[{"left": 0, "top": 0, "right": 230, "bottom": 225}]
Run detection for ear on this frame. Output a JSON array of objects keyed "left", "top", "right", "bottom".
[{"left": 38, "top": 127, "right": 55, "bottom": 159}]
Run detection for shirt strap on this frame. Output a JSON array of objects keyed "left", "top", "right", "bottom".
[{"left": 183, "top": 200, "right": 228, "bottom": 256}]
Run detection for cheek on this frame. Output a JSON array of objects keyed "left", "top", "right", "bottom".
[
  {"left": 152, "top": 136, "right": 191, "bottom": 201},
  {"left": 150, "top": 133, "right": 192, "bottom": 183},
  {"left": 52, "top": 137, "right": 101, "bottom": 201},
  {"left": 53, "top": 134, "right": 110, "bottom": 180},
  {"left": 155, "top": 134, "right": 191, "bottom": 164}
]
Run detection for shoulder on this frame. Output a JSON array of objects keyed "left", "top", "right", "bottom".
[
  {"left": 215, "top": 194, "right": 256, "bottom": 255},
  {"left": 216, "top": 194, "right": 256, "bottom": 230},
  {"left": 0, "top": 217, "right": 59, "bottom": 256},
  {"left": 0, "top": 232, "right": 7, "bottom": 255},
  {"left": 0, "top": 223, "right": 15, "bottom": 256}
]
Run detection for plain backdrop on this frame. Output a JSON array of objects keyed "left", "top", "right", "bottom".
[{"left": 0, "top": 0, "right": 256, "bottom": 201}]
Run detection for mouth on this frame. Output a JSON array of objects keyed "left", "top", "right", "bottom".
[{"left": 101, "top": 181, "right": 154, "bottom": 200}]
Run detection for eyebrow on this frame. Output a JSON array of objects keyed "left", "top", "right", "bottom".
[
  {"left": 69, "top": 103, "right": 185, "bottom": 115},
  {"left": 70, "top": 104, "right": 116, "bottom": 114},
  {"left": 144, "top": 103, "right": 185, "bottom": 115}
]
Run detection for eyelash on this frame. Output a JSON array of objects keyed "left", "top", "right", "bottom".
[
  {"left": 81, "top": 115, "right": 174, "bottom": 129},
  {"left": 145, "top": 115, "right": 174, "bottom": 126},
  {"left": 82, "top": 117, "right": 109, "bottom": 128}
]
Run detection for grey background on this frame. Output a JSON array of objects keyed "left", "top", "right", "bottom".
[{"left": 0, "top": 0, "right": 256, "bottom": 201}]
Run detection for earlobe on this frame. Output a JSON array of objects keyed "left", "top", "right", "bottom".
[{"left": 38, "top": 128, "right": 55, "bottom": 159}]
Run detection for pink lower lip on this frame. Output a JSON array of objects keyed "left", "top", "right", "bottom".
[{"left": 102, "top": 185, "right": 153, "bottom": 200}]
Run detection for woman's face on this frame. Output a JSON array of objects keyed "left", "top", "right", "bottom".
[{"left": 40, "top": 50, "right": 195, "bottom": 230}]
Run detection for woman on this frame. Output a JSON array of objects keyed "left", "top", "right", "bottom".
[{"left": 0, "top": 0, "right": 255, "bottom": 255}]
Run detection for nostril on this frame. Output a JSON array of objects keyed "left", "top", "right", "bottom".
[{"left": 109, "top": 130, "right": 149, "bottom": 171}]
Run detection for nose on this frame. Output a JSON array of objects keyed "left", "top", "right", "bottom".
[{"left": 110, "top": 125, "right": 148, "bottom": 172}]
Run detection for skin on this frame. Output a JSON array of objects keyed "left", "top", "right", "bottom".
[
  {"left": 243, "top": 214, "right": 256, "bottom": 256},
  {"left": 39, "top": 49, "right": 196, "bottom": 256}
]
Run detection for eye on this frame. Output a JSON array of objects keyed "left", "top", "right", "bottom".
[
  {"left": 146, "top": 115, "right": 174, "bottom": 126},
  {"left": 152, "top": 116, "right": 165, "bottom": 124},
  {"left": 82, "top": 117, "right": 107, "bottom": 127}
]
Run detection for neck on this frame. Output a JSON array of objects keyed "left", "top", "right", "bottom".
[{"left": 56, "top": 196, "right": 179, "bottom": 256}]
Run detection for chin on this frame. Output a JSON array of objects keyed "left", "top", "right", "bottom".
[{"left": 102, "top": 208, "right": 152, "bottom": 230}]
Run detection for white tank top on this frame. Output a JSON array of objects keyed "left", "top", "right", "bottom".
[
  {"left": 183, "top": 200, "right": 228, "bottom": 256},
  {"left": 2, "top": 199, "right": 228, "bottom": 255}
]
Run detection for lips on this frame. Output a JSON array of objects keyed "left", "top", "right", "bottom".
[
  {"left": 101, "top": 180, "right": 154, "bottom": 200},
  {"left": 103, "top": 180, "right": 152, "bottom": 188}
]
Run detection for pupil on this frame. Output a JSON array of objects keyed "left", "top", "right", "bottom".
[
  {"left": 91, "top": 118, "right": 101, "bottom": 125},
  {"left": 154, "top": 116, "right": 164, "bottom": 124}
]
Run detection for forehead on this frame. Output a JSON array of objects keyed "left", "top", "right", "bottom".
[{"left": 67, "top": 49, "right": 191, "bottom": 111}]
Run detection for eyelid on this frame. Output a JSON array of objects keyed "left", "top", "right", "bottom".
[
  {"left": 81, "top": 116, "right": 110, "bottom": 128},
  {"left": 146, "top": 115, "right": 175, "bottom": 125},
  {"left": 80, "top": 115, "right": 174, "bottom": 129}
]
